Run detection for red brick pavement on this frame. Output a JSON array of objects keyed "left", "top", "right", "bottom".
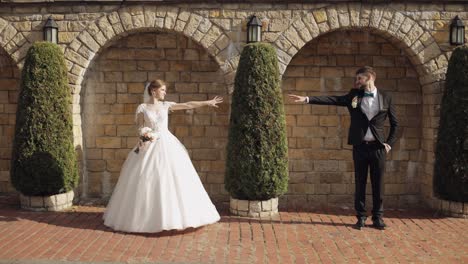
[{"left": 0, "top": 195, "right": 467, "bottom": 264}]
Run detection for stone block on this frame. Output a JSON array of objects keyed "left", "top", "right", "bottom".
[
  {"left": 320, "top": 67, "right": 344, "bottom": 77},
  {"left": 449, "top": 201, "right": 463, "bottom": 214},
  {"left": 229, "top": 208, "right": 237, "bottom": 215},
  {"left": 237, "top": 211, "right": 248, "bottom": 217},
  {"left": 260, "top": 211, "right": 273, "bottom": 218},
  {"left": 198, "top": 18, "right": 212, "bottom": 33},
  {"left": 237, "top": 199, "right": 249, "bottom": 211},
  {"left": 330, "top": 184, "right": 347, "bottom": 194},
  {"left": 30, "top": 196, "right": 44, "bottom": 208},
  {"left": 320, "top": 172, "right": 344, "bottom": 184},
  {"left": 0, "top": 25, "right": 17, "bottom": 46},
  {"left": 291, "top": 160, "right": 313, "bottom": 172},
  {"left": 96, "top": 137, "right": 121, "bottom": 148},
  {"left": 177, "top": 11, "right": 191, "bottom": 22},
  {"left": 261, "top": 199, "right": 272, "bottom": 211},
  {"left": 230, "top": 197, "right": 238, "bottom": 210},
  {"left": 313, "top": 9, "right": 327, "bottom": 24},
  {"left": 249, "top": 200, "right": 261, "bottom": 212},
  {"left": 338, "top": 11, "right": 350, "bottom": 28},
  {"left": 164, "top": 11, "right": 177, "bottom": 30},
  {"left": 200, "top": 26, "right": 221, "bottom": 49},
  {"left": 87, "top": 160, "right": 106, "bottom": 172},
  {"left": 19, "top": 193, "right": 30, "bottom": 207},
  {"left": 319, "top": 116, "right": 339, "bottom": 126},
  {"left": 55, "top": 192, "right": 67, "bottom": 206},
  {"left": 184, "top": 14, "right": 203, "bottom": 36},
  {"left": 206, "top": 173, "right": 224, "bottom": 184},
  {"left": 418, "top": 42, "right": 440, "bottom": 64},
  {"left": 271, "top": 197, "right": 278, "bottom": 211},
  {"left": 270, "top": 19, "right": 290, "bottom": 32},
  {"left": 295, "top": 78, "right": 321, "bottom": 91},
  {"left": 284, "top": 27, "right": 304, "bottom": 49},
  {"left": 134, "top": 49, "right": 164, "bottom": 60},
  {"left": 86, "top": 149, "right": 103, "bottom": 160},
  {"left": 107, "top": 159, "right": 124, "bottom": 172},
  {"left": 184, "top": 49, "right": 200, "bottom": 60},
  {"left": 174, "top": 20, "right": 187, "bottom": 32},
  {"left": 373, "top": 56, "right": 395, "bottom": 67},
  {"left": 326, "top": 7, "right": 339, "bottom": 30},
  {"left": 78, "top": 31, "right": 100, "bottom": 53},
  {"left": 168, "top": 61, "right": 190, "bottom": 72},
  {"left": 248, "top": 212, "right": 260, "bottom": 218}
]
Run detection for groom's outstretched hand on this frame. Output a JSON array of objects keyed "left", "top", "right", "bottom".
[{"left": 288, "top": 94, "right": 307, "bottom": 103}]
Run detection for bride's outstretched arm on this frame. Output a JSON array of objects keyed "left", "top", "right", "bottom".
[{"left": 170, "top": 96, "right": 223, "bottom": 111}]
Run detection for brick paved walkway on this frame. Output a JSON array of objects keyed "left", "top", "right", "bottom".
[{"left": 0, "top": 195, "right": 467, "bottom": 264}]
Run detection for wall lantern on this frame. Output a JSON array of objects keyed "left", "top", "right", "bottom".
[
  {"left": 247, "top": 15, "right": 262, "bottom": 43},
  {"left": 43, "top": 17, "right": 58, "bottom": 44},
  {"left": 450, "top": 15, "right": 465, "bottom": 46}
]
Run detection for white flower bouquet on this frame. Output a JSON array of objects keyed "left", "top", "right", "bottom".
[{"left": 134, "top": 127, "right": 158, "bottom": 154}]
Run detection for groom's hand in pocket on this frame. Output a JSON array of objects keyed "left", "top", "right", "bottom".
[{"left": 383, "top": 143, "right": 391, "bottom": 153}]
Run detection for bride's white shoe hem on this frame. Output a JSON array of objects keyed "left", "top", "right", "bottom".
[{"left": 103, "top": 216, "right": 221, "bottom": 234}]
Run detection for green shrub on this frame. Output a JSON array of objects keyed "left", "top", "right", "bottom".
[
  {"left": 434, "top": 45, "right": 468, "bottom": 202},
  {"left": 225, "top": 43, "right": 288, "bottom": 200},
  {"left": 11, "top": 42, "right": 78, "bottom": 196}
]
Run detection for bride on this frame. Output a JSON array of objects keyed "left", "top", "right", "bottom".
[{"left": 103, "top": 79, "right": 222, "bottom": 233}]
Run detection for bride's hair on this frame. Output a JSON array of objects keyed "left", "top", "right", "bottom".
[{"left": 147, "top": 79, "right": 165, "bottom": 96}]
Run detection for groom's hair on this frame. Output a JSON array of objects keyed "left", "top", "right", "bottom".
[{"left": 356, "top": 66, "right": 376, "bottom": 80}]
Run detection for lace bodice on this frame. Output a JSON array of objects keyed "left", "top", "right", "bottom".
[{"left": 135, "top": 102, "right": 176, "bottom": 132}]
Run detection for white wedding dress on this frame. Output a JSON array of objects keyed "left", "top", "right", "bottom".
[{"left": 103, "top": 102, "right": 220, "bottom": 233}]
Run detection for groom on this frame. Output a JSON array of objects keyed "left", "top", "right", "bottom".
[{"left": 289, "top": 66, "right": 398, "bottom": 230}]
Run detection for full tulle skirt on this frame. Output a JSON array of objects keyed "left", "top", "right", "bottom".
[{"left": 103, "top": 130, "right": 220, "bottom": 233}]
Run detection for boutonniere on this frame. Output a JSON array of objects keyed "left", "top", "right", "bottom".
[{"left": 351, "top": 96, "right": 358, "bottom": 108}]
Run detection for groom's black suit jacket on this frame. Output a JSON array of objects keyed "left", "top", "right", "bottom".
[{"left": 308, "top": 88, "right": 398, "bottom": 147}]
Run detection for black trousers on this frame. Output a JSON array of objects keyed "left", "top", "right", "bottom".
[{"left": 352, "top": 142, "right": 386, "bottom": 220}]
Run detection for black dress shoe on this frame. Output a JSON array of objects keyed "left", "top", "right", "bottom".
[
  {"left": 354, "top": 218, "right": 366, "bottom": 230},
  {"left": 372, "top": 218, "right": 386, "bottom": 230}
]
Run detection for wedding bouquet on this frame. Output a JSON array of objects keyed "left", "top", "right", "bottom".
[{"left": 134, "top": 127, "right": 157, "bottom": 154}]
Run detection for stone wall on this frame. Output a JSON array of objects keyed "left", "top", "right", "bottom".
[
  {"left": 0, "top": 1, "right": 467, "bottom": 211},
  {"left": 0, "top": 49, "right": 20, "bottom": 193}
]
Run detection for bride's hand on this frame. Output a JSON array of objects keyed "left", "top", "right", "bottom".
[{"left": 207, "top": 96, "right": 223, "bottom": 108}]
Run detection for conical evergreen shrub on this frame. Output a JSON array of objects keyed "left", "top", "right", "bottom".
[
  {"left": 11, "top": 42, "right": 78, "bottom": 196},
  {"left": 434, "top": 45, "right": 468, "bottom": 202},
  {"left": 225, "top": 43, "right": 288, "bottom": 200}
]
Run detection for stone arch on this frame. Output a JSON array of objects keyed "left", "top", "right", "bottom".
[
  {"left": 0, "top": 17, "right": 30, "bottom": 67},
  {"left": 64, "top": 6, "right": 238, "bottom": 93},
  {"left": 282, "top": 29, "right": 425, "bottom": 209},
  {"left": 272, "top": 3, "right": 447, "bottom": 85},
  {"left": 70, "top": 7, "right": 236, "bottom": 200},
  {"left": 63, "top": 6, "right": 238, "bottom": 197},
  {"left": 80, "top": 30, "right": 231, "bottom": 199},
  {"left": 277, "top": 3, "right": 446, "bottom": 210}
]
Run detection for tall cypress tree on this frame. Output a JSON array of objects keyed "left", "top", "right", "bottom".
[
  {"left": 11, "top": 42, "right": 78, "bottom": 196},
  {"left": 434, "top": 46, "right": 468, "bottom": 202},
  {"left": 225, "top": 43, "right": 288, "bottom": 200}
]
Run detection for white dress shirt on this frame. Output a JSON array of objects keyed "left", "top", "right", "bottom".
[{"left": 361, "top": 88, "right": 379, "bottom": 141}]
